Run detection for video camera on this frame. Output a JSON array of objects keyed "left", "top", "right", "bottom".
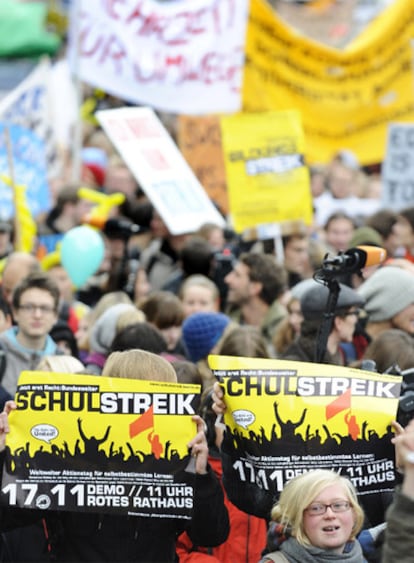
[
  {"left": 380, "top": 363, "right": 414, "bottom": 428},
  {"left": 102, "top": 218, "right": 147, "bottom": 241},
  {"left": 211, "top": 247, "right": 237, "bottom": 312}
]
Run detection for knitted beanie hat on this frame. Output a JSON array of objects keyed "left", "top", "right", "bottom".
[
  {"left": 357, "top": 267, "right": 414, "bottom": 322},
  {"left": 89, "top": 303, "right": 137, "bottom": 355},
  {"left": 349, "top": 226, "right": 383, "bottom": 248},
  {"left": 182, "top": 312, "right": 231, "bottom": 363}
]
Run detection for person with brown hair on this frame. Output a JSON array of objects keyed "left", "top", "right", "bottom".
[
  {"left": 224, "top": 252, "right": 288, "bottom": 354},
  {"left": 360, "top": 329, "right": 414, "bottom": 374},
  {"left": 139, "top": 290, "right": 185, "bottom": 355},
  {"left": 366, "top": 209, "right": 400, "bottom": 259},
  {"left": 273, "top": 295, "right": 304, "bottom": 357},
  {"left": 0, "top": 272, "right": 61, "bottom": 396},
  {"left": 36, "top": 184, "right": 93, "bottom": 254},
  {"left": 1, "top": 252, "right": 41, "bottom": 308},
  {"left": 217, "top": 324, "right": 269, "bottom": 359}
]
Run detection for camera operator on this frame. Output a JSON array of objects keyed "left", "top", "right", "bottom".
[{"left": 77, "top": 217, "right": 149, "bottom": 307}]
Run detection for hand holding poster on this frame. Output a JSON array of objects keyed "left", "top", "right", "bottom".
[
  {"left": 1, "top": 372, "right": 200, "bottom": 519},
  {"left": 209, "top": 355, "right": 402, "bottom": 526}
]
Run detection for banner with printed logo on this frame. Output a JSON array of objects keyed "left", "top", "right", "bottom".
[
  {"left": 1, "top": 372, "right": 200, "bottom": 518},
  {"left": 68, "top": 0, "right": 249, "bottom": 115},
  {"left": 243, "top": 0, "right": 414, "bottom": 165},
  {"left": 220, "top": 109, "right": 312, "bottom": 233},
  {"left": 209, "top": 355, "right": 402, "bottom": 526}
]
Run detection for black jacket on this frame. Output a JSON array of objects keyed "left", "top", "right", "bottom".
[{"left": 0, "top": 468, "right": 229, "bottom": 562}]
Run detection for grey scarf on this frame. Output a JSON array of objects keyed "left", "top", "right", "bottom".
[{"left": 279, "top": 537, "right": 365, "bottom": 563}]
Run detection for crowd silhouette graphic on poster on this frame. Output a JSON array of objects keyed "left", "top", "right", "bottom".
[
  {"left": 226, "top": 401, "right": 395, "bottom": 459},
  {"left": 4, "top": 417, "right": 185, "bottom": 478}
]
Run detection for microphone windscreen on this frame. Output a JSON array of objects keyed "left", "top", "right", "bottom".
[
  {"left": 81, "top": 214, "right": 107, "bottom": 230},
  {"left": 356, "top": 246, "right": 387, "bottom": 267}
]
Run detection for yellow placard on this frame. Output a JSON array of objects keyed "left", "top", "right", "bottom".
[
  {"left": 243, "top": 0, "right": 414, "bottom": 165},
  {"left": 208, "top": 355, "right": 401, "bottom": 526},
  {"left": 2, "top": 372, "right": 200, "bottom": 518},
  {"left": 220, "top": 110, "right": 312, "bottom": 233}
]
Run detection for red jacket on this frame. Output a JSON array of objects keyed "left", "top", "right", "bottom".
[{"left": 176, "top": 455, "right": 267, "bottom": 563}]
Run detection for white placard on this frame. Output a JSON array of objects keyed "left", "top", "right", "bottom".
[
  {"left": 68, "top": 0, "right": 248, "bottom": 115},
  {"left": 97, "top": 106, "right": 226, "bottom": 235},
  {"left": 382, "top": 123, "right": 414, "bottom": 210},
  {"left": 0, "top": 58, "right": 58, "bottom": 179}
]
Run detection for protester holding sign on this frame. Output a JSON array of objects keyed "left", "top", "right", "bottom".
[
  {"left": 210, "top": 353, "right": 400, "bottom": 531},
  {"left": 0, "top": 350, "right": 229, "bottom": 562}
]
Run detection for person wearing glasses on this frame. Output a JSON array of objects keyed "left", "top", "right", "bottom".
[
  {"left": 0, "top": 272, "right": 60, "bottom": 399},
  {"left": 280, "top": 282, "right": 366, "bottom": 366},
  {"left": 260, "top": 469, "right": 365, "bottom": 562}
]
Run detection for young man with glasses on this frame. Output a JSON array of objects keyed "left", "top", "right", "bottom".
[{"left": 0, "top": 272, "right": 60, "bottom": 398}]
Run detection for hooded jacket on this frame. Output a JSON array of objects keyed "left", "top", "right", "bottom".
[{"left": 0, "top": 327, "right": 58, "bottom": 395}]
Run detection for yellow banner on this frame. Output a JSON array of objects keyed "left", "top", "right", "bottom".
[
  {"left": 220, "top": 109, "right": 313, "bottom": 233},
  {"left": 243, "top": 0, "right": 414, "bottom": 165},
  {"left": 208, "top": 355, "right": 401, "bottom": 526},
  {"left": 2, "top": 372, "right": 200, "bottom": 517}
]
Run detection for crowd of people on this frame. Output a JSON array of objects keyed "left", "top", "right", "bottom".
[{"left": 1, "top": 119, "right": 414, "bottom": 561}]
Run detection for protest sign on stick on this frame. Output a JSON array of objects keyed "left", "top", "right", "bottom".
[
  {"left": 220, "top": 110, "right": 312, "bottom": 234},
  {"left": 97, "top": 107, "right": 225, "bottom": 235},
  {"left": 381, "top": 122, "right": 414, "bottom": 210},
  {"left": 177, "top": 115, "right": 228, "bottom": 216}
]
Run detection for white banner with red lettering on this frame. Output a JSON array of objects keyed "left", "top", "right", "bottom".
[{"left": 68, "top": 0, "right": 248, "bottom": 115}]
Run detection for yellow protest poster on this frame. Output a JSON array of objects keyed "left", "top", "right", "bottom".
[
  {"left": 208, "top": 355, "right": 402, "bottom": 526},
  {"left": 220, "top": 110, "right": 312, "bottom": 233},
  {"left": 177, "top": 115, "right": 229, "bottom": 215},
  {"left": 243, "top": 0, "right": 414, "bottom": 165},
  {"left": 1, "top": 372, "right": 200, "bottom": 518}
]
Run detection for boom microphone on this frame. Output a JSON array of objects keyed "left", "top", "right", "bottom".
[{"left": 322, "top": 245, "right": 387, "bottom": 273}]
